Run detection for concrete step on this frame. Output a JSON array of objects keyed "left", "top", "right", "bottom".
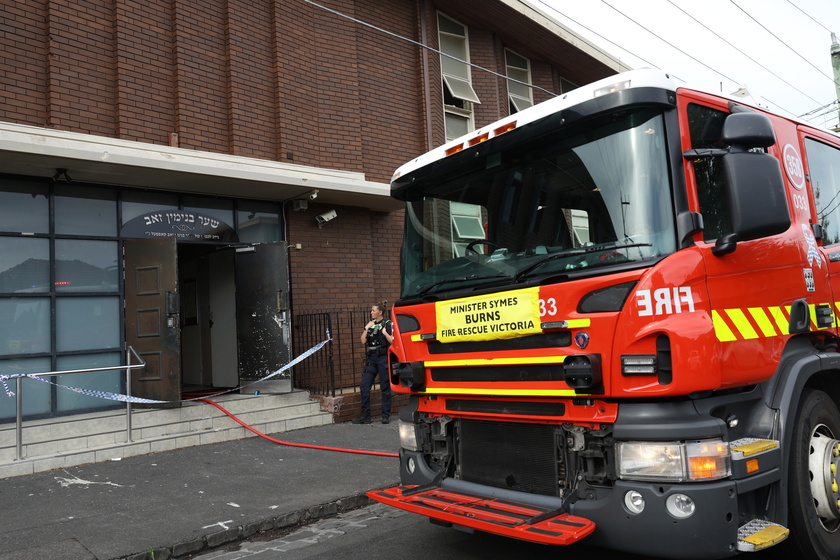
[{"left": 0, "top": 390, "right": 333, "bottom": 479}]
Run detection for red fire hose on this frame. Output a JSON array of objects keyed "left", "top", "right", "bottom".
[{"left": 198, "top": 398, "right": 399, "bottom": 458}]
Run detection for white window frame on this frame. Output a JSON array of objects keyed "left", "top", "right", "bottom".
[
  {"left": 450, "top": 201, "right": 486, "bottom": 256},
  {"left": 438, "top": 13, "right": 479, "bottom": 143},
  {"left": 505, "top": 48, "right": 533, "bottom": 113}
]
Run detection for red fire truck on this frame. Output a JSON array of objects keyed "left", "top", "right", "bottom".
[{"left": 368, "top": 69, "right": 840, "bottom": 559}]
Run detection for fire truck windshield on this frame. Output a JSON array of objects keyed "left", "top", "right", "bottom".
[{"left": 399, "top": 107, "right": 677, "bottom": 298}]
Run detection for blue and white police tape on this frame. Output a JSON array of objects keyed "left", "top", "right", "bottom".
[{"left": 0, "top": 338, "right": 331, "bottom": 404}]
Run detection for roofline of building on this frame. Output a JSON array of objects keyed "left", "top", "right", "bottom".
[
  {"left": 0, "top": 121, "right": 401, "bottom": 212},
  {"left": 504, "top": 0, "right": 633, "bottom": 73}
]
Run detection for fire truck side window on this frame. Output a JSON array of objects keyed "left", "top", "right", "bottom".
[
  {"left": 804, "top": 138, "right": 840, "bottom": 246},
  {"left": 687, "top": 103, "right": 731, "bottom": 242}
]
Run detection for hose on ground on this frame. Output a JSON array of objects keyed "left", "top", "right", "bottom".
[{"left": 198, "top": 398, "right": 399, "bottom": 458}]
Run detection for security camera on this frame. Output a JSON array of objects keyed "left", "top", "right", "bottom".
[
  {"left": 315, "top": 209, "right": 337, "bottom": 227},
  {"left": 308, "top": 189, "right": 319, "bottom": 200}
]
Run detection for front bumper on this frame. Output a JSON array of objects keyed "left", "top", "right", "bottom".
[{"left": 382, "top": 449, "right": 743, "bottom": 559}]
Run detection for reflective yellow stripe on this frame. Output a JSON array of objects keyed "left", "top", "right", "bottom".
[
  {"left": 420, "top": 387, "right": 579, "bottom": 397},
  {"left": 411, "top": 334, "right": 424, "bottom": 342},
  {"left": 769, "top": 307, "right": 789, "bottom": 335},
  {"left": 712, "top": 310, "right": 737, "bottom": 342},
  {"left": 725, "top": 308, "right": 759, "bottom": 339},
  {"left": 748, "top": 307, "right": 778, "bottom": 337},
  {"left": 426, "top": 356, "right": 566, "bottom": 367},
  {"left": 564, "top": 319, "right": 591, "bottom": 328}
]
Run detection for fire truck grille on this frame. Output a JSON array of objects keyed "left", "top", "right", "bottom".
[{"left": 458, "top": 419, "right": 560, "bottom": 496}]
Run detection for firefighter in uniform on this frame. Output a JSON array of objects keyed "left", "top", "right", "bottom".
[{"left": 352, "top": 302, "right": 393, "bottom": 424}]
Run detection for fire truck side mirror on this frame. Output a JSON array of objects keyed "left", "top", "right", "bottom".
[{"left": 714, "top": 112, "right": 790, "bottom": 256}]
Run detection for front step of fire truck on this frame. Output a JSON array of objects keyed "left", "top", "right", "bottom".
[
  {"left": 367, "top": 486, "right": 595, "bottom": 545},
  {"left": 730, "top": 439, "right": 790, "bottom": 552},
  {"left": 737, "top": 519, "right": 789, "bottom": 552}
]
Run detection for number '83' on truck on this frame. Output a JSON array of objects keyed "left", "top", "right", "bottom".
[{"left": 368, "top": 69, "right": 840, "bottom": 560}]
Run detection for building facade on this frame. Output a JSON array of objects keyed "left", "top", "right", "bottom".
[{"left": 0, "top": 0, "right": 629, "bottom": 422}]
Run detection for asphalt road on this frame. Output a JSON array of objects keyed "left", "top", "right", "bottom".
[{"left": 193, "top": 502, "right": 670, "bottom": 560}]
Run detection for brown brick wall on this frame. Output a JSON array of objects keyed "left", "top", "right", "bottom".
[
  {"left": 274, "top": 0, "right": 320, "bottom": 166},
  {"left": 46, "top": 0, "right": 117, "bottom": 135},
  {"left": 114, "top": 0, "right": 177, "bottom": 145},
  {"left": 0, "top": 1, "right": 49, "bottom": 125},
  {"left": 0, "top": 0, "right": 598, "bottom": 173},
  {"left": 356, "top": 0, "right": 428, "bottom": 184},
  {"left": 287, "top": 202, "right": 400, "bottom": 314}
]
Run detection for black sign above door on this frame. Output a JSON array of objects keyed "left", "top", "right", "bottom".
[{"left": 122, "top": 211, "right": 238, "bottom": 242}]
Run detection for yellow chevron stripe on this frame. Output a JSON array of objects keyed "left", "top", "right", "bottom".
[
  {"left": 769, "top": 307, "right": 789, "bottom": 335},
  {"left": 712, "top": 310, "right": 737, "bottom": 342},
  {"left": 725, "top": 308, "right": 759, "bottom": 339},
  {"left": 748, "top": 307, "right": 779, "bottom": 337}
]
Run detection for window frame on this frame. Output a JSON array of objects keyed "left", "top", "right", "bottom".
[
  {"left": 438, "top": 12, "right": 479, "bottom": 142},
  {"left": 504, "top": 48, "right": 533, "bottom": 113}
]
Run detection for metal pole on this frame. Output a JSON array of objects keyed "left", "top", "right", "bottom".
[
  {"left": 328, "top": 313, "right": 335, "bottom": 398},
  {"left": 126, "top": 351, "right": 133, "bottom": 443},
  {"left": 15, "top": 377, "right": 22, "bottom": 460}
]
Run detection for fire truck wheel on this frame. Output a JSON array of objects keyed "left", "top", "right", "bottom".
[{"left": 783, "top": 388, "right": 840, "bottom": 560}]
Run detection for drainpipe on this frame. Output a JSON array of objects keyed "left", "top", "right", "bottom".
[{"left": 419, "top": 0, "right": 434, "bottom": 151}]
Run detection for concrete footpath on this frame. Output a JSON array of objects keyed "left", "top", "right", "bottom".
[{"left": 0, "top": 421, "right": 401, "bottom": 560}]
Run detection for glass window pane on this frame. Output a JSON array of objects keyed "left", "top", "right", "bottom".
[
  {"left": 510, "top": 96, "right": 533, "bottom": 113},
  {"left": 56, "top": 353, "right": 122, "bottom": 413},
  {"left": 452, "top": 216, "right": 485, "bottom": 239},
  {"left": 445, "top": 112, "right": 470, "bottom": 142},
  {"left": 56, "top": 296, "right": 120, "bottom": 352},
  {"left": 121, "top": 190, "right": 178, "bottom": 226},
  {"left": 0, "top": 178, "right": 49, "bottom": 234},
  {"left": 806, "top": 138, "right": 840, "bottom": 246},
  {"left": 505, "top": 50, "right": 528, "bottom": 69},
  {"left": 55, "top": 240, "right": 119, "bottom": 292},
  {"left": 687, "top": 104, "right": 730, "bottom": 242},
  {"left": 0, "top": 297, "right": 51, "bottom": 355},
  {"left": 509, "top": 79, "right": 531, "bottom": 100},
  {"left": 183, "top": 196, "right": 235, "bottom": 228},
  {"left": 0, "top": 357, "right": 52, "bottom": 420},
  {"left": 440, "top": 35, "right": 468, "bottom": 79},
  {"left": 438, "top": 14, "right": 465, "bottom": 36},
  {"left": 443, "top": 75, "right": 480, "bottom": 104},
  {"left": 55, "top": 185, "right": 117, "bottom": 236},
  {"left": 237, "top": 201, "right": 282, "bottom": 243},
  {"left": 0, "top": 237, "right": 50, "bottom": 293}
]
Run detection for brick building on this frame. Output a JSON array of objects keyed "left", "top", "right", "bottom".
[{"left": 0, "top": 0, "right": 628, "bottom": 423}]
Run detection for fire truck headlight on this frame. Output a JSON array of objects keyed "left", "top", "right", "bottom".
[
  {"left": 617, "top": 439, "right": 731, "bottom": 482},
  {"left": 618, "top": 441, "right": 685, "bottom": 481},
  {"left": 399, "top": 420, "right": 419, "bottom": 451}
]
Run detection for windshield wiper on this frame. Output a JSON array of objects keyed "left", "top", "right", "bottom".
[
  {"left": 415, "top": 274, "right": 510, "bottom": 297},
  {"left": 514, "top": 243, "right": 652, "bottom": 280}
]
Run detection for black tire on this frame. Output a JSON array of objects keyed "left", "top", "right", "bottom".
[{"left": 783, "top": 388, "right": 840, "bottom": 560}]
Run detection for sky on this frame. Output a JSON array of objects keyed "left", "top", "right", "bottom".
[{"left": 526, "top": 0, "right": 840, "bottom": 131}]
